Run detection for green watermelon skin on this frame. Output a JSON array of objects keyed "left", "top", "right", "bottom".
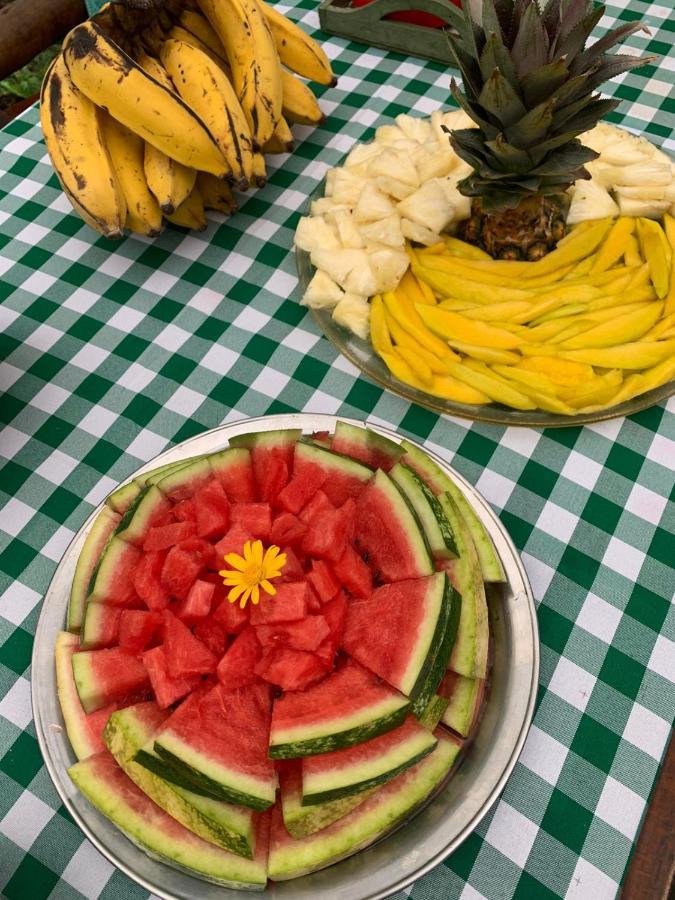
[
  {"left": 67, "top": 506, "right": 120, "bottom": 633},
  {"left": 410, "top": 584, "right": 462, "bottom": 719},
  {"left": 330, "top": 422, "right": 404, "bottom": 471},
  {"left": 279, "top": 762, "right": 375, "bottom": 839}
]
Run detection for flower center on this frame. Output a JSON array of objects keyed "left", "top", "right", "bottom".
[{"left": 218, "top": 540, "right": 287, "bottom": 609}]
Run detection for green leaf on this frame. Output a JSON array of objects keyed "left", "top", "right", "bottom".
[
  {"left": 567, "top": 53, "right": 656, "bottom": 101},
  {"left": 512, "top": 2, "right": 550, "bottom": 77},
  {"left": 530, "top": 141, "right": 598, "bottom": 176},
  {"left": 485, "top": 134, "right": 535, "bottom": 175},
  {"left": 571, "top": 21, "right": 645, "bottom": 75},
  {"left": 557, "top": 6, "right": 604, "bottom": 63},
  {"left": 481, "top": 0, "right": 504, "bottom": 41},
  {"left": 479, "top": 32, "right": 520, "bottom": 93},
  {"left": 559, "top": 0, "right": 594, "bottom": 43},
  {"left": 505, "top": 99, "right": 555, "bottom": 148},
  {"left": 542, "top": 0, "right": 562, "bottom": 44},
  {"left": 478, "top": 69, "right": 527, "bottom": 128},
  {"left": 520, "top": 57, "right": 569, "bottom": 107},
  {"left": 446, "top": 36, "right": 484, "bottom": 101},
  {"left": 552, "top": 97, "right": 620, "bottom": 136},
  {"left": 450, "top": 80, "right": 500, "bottom": 139}
]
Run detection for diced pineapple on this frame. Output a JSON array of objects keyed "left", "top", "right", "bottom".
[
  {"left": 326, "top": 209, "right": 365, "bottom": 249},
  {"left": 357, "top": 214, "right": 405, "bottom": 248},
  {"left": 311, "top": 198, "right": 350, "bottom": 217},
  {"left": 344, "top": 141, "right": 382, "bottom": 174},
  {"left": 566, "top": 180, "right": 619, "bottom": 224},
  {"left": 617, "top": 196, "right": 671, "bottom": 219},
  {"left": 367, "top": 149, "right": 419, "bottom": 187},
  {"left": 615, "top": 184, "right": 668, "bottom": 201},
  {"left": 375, "top": 124, "right": 407, "bottom": 145},
  {"left": 584, "top": 160, "right": 616, "bottom": 189},
  {"left": 332, "top": 293, "right": 370, "bottom": 339},
  {"left": 439, "top": 109, "right": 475, "bottom": 131},
  {"left": 301, "top": 269, "right": 345, "bottom": 309},
  {"left": 368, "top": 248, "right": 409, "bottom": 293},
  {"left": 345, "top": 260, "right": 378, "bottom": 296},
  {"left": 400, "top": 218, "right": 443, "bottom": 247},
  {"left": 610, "top": 161, "right": 672, "bottom": 187},
  {"left": 329, "top": 168, "right": 369, "bottom": 207},
  {"left": 441, "top": 180, "right": 471, "bottom": 220},
  {"left": 395, "top": 114, "right": 433, "bottom": 144},
  {"left": 294, "top": 216, "right": 340, "bottom": 252},
  {"left": 310, "top": 248, "right": 369, "bottom": 288},
  {"left": 397, "top": 179, "right": 456, "bottom": 234},
  {"left": 374, "top": 176, "right": 417, "bottom": 201},
  {"left": 413, "top": 143, "right": 458, "bottom": 182},
  {"left": 353, "top": 182, "right": 398, "bottom": 223}
]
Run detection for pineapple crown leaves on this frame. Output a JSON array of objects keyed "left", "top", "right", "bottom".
[{"left": 445, "top": 0, "right": 655, "bottom": 210}]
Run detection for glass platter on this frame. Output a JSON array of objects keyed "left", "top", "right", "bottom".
[
  {"left": 296, "top": 185, "right": 675, "bottom": 428},
  {"left": 32, "top": 414, "right": 539, "bottom": 900}
]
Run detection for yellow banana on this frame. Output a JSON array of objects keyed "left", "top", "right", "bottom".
[
  {"left": 264, "top": 116, "right": 294, "bottom": 154},
  {"left": 62, "top": 21, "right": 228, "bottom": 176},
  {"left": 160, "top": 37, "right": 253, "bottom": 188},
  {"left": 168, "top": 24, "right": 227, "bottom": 67},
  {"left": 281, "top": 69, "right": 324, "bottom": 126},
  {"left": 261, "top": 1, "right": 335, "bottom": 86},
  {"left": 198, "top": 0, "right": 282, "bottom": 147},
  {"left": 251, "top": 151, "right": 267, "bottom": 188},
  {"left": 135, "top": 52, "right": 196, "bottom": 212},
  {"left": 197, "top": 173, "right": 237, "bottom": 214},
  {"left": 178, "top": 9, "right": 227, "bottom": 60},
  {"left": 100, "top": 112, "right": 163, "bottom": 236},
  {"left": 165, "top": 185, "right": 207, "bottom": 230},
  {"left": 40, "top": 54, "right": 126, "bottom": 237}
]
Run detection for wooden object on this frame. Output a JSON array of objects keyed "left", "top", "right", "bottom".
[{"left": 0, "top": 0, "right": 86, "bottom": 81}]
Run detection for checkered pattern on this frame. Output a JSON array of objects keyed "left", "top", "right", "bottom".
[{"left": 1, "top": 1, "right": 674, "bottom": 897}]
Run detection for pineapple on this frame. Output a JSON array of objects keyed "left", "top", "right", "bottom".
[{"left": 444, "top": 0, "right": 653, "bottom": 260}]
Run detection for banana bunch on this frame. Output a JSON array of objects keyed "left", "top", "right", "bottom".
[{"left": 40, "top": 0, "right": 335, "bottom": 237}]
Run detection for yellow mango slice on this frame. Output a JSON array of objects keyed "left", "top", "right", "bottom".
[
  {"left": 400, "top": 269, "right": 434, "bottom": 306},
  {"left": 557, "top": 220, "right": 601, "bottom": 248},
  {"left": 519, "top": 356, "right": 594, "bottom": 386},
  {"left": 524, "top": 319, "right": 577, "bottom": 342},
  {"left": 380, "top": 350, "right": 426, "bottom": 389},
  {"left": 558, "top": 371, "right": 623, "bottom": 408},
  {"left": 427, "top": 375, "right": 491, "bottom": 404},
  {"left": 382, "top": 291, "right": 451, "bottom": 358},
  {"left": 662, "top": 214, "right": 675, "bottom": 315},
  {"left": 446, "top": 341, "right": 521, "bottom": 364},
  {"left": 443, "top": 236, "right": 492, "bottom": 260},
  {"left": 644, "top": 311, "right": 675, "bottom": 340},
  {"left": 415, "top": 262, "right": 534, "bottom": 303},
  {"left": 638, "top": 355, "right": 675, "bottom": 391},
  {"left": 462, "top": 301, "right": 532, "bottom": 322},
  {"left": 636, "top": 218, "right": 671, "bottom": 298},
  {"left": 623, "top": 234, "right": 642, "bottom": 267},
  {"left": 586, "top": 286, "right": 655, "bottom": 311},
  {"left": 591, "top": 217, "right": 635, "bottom": 273},
  {"left": 565, "top": 255, "right": 596, "bottom": 278},
  {"left": 384, "top": 307, "right": 458, "bottom": 372},
  {"left": 550, "top": 321, "right": 596, "bottom": 344},
  {"left": 558, "top": 339, "right": 675, "bottom": 370},
  {"left": 625, "top": 261, "right": 652, "bottom": 291},
  {"left": 491, "top": 364, "right": 560, "bottom": 396},
  {"left": 370, "top": 295, "right": 392, "bottom": 357},
  {"left": 559, "top": 302, "right": 663, "bottom": 349},
  {"left": 415, "top": 304, "right": 523, "bottom": 349},
  {"left": 528, "top": 303, "right": 589, "bottom": 325},
  {"left": 519, "top": 343, "right": 561, "bottom": 357},
  {"left": 395, "top": 344, "right": 434, "bottom": 385},
  {"left": 521, "top": 218, "right": 613, "bottom": 278},
  {"left": 438, "top": 299, "right": 480, "bottom": 312},
  {"left": 415, "top": 273, "right": 437, "bottom": 306},
  {"left": 448, "top": 361, "right": 536, "bottom": 409}
]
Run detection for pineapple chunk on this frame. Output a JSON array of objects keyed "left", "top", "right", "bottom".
[
  {"left": 369, "top": 248, "right": 409, "bottom": 293},
  {"left": 310, "top": 248, "right": 369, "bottom": 288},
  {"left": 610, "top": 160, "right": 672, "bottom": 187},
  {"left": 344, "top": 141, "right": 382, "bottom": 174},
  {"left": 398, "top": 179, "right": 456, "bottom": 234},
  {"left": 400, "top": 218, "right": 443, "bottom": 247},
  {"left": 441, "top": 180, "right": 471, "bottom": 221},
  {"left": 311, "top": 198, "right": 350, "bottom": 217},
  {"left": 332, "top": 293, "right": 370, "bottom": 339},
  {"left": 615, "top": 184, "right": 668, "bottom": 201},
  {"left": 440, "top": 109, "right": 476, "bottom": 132},
  {"left": 326, "top": 209, "right": 365, "bottom": 249},
  {"left": 345, "top": 260, "right": 378, "bottom": 296},
  {"left": 413, "top": 143, "right": 458, "bottom": 182},
  {"left": 353, "top": 182, "right": 398, "bottom": 223},
  {"left": 617, "top": 196, "right": 671, "bottom": 219},
  {"left": 374, "top": 176, "right": 417, "bottom": 201},
  {"left": 301, "top": 269, "right": 345, "bottom": 309},
  {"left": 329, "top": 168, "right": 369, "bottom": 207},
  {"left": 357, "top": 214, "right": 405, "bottom": 248},
  {"left": 567, "top": 181, "right": 619, "bottom": 224},
  {"left": 375, "top": 124, "right": 407, "bottom": 146},
  {"left": 294, "top": 216, "right": 340, "bottom": 253},
  {"left": 367, "top": 149, "right": 419, "bottom": 187},
  {"left": 395, "top": 114, "right": 432, "bottom": 144},
  {"left": 584, "top": 160, "right": 616, "bottom": 189}
]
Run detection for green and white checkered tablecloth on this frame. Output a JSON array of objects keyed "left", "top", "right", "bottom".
[{"left": 0, "top": 1, "right": 674, "bottom": 897}]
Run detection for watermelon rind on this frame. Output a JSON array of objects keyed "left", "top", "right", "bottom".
[
  {"left": 68, "top": 752, "right": 268, "bottom": 889},
  {"left": 390, "top": 464, "right": 457, "bottom": 559},
  {"left": 295, "top": 439, "right": 374, "bottom": 481},
  {"left": 106, "top": 480, "right": 141, "bottom": 516},
  {"left": 301, "top": 719, "right": 438, "bottom": 805},
  {"left": 104, "top": 704, "right": 257, "bottom": 858},
  {"left": 439, "top": 494, "right": 489, "bottom": 679},
  {"left": 155, "top": 457, "right": 212, "bottom": 498},
  {"left": 268, "top": 731, "right": 461, "bottom": 881},
  {"left": 417, "top": 695, "right": 450, "bottom": 732},
  {"left": 80, "top": 600, "right": 119, "bottom": 650},
  {"left": 87, "top": 536, "right": 139, "bottom": 604},
  {"left": 230, "top": 429, "right": 302, "bottom": 450},
  {"left": 55, "top": 632, "right": 112, "bottom": 760},
  {"left": 441, "top": 675, "right": 485, "bottom": 738},
  {"left": 71, "top": 647, "right": 150, "bottom": 714},
  {"left": 331, "top": 421, "right": 404, "bottom": 468},
  {"left": 114, "top": 485, "right": 168, "bottom": 546},
  {"left": 269, "top": 695, "right": 410, "bottom": 760},
  {"left": 400, "top": 439, "right": 505, "bottom": 583},
  {"left": 141, "top": 455, "right": 203, "bottom": 487},
  {"left": 67, "top": 506, "right": 120, "bottom": 632},
  {"left": 280, "top": 765, "right": 375, "bottom": 839},
  {"left": 411, "top": 583, "right": 461, "bottom": 718}
]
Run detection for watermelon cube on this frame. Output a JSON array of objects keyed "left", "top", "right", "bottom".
[
  {"left": 193, "top": 618, "right": 228, "bottom": 658},
  {"left": 305, "top": 585, "right": 323, "bottom": 614},
  {"left": 276, "top": 465, "right": 326, "bottom": 515},
  {"left": 172, "top": 499, "right": 196, "bottom": 522},
  {"left": 259, "top": 454, "right": 290, "bottom": 504},
  {"left": 177, "top": 579, "right": 215, "bottom": 622},
  {"left": 230, "top": 503, "right": 272, "bottom": 540},
  {"left": 143, "top": 646, "right": 199, "bottom": 709},
  {"left": 214, "top": 523, "right": 252, "bottom": 562},
  {"left": 277, "top": 547, "right": 304, "bottom": 581},
  {"left": 301, "top": 505, "right": 350, "bottom": 563},
  {"left": 163, "top": 611, "right": 218, "bottom": 679},
  {"left": 339, "top": 498, "right": 357, "bottom": 543},
  {"left": 315, "top": 591, "right": 348, "bottom": 666},
  {"left": 299, "top": 490, "right": 334, "bottom": 524},
  {"left": 255, "top": 616, "right": 330, "bottom": 653},
  {"left": 217, "top": 627, "right": 261, "bottom": 691},
  {"left": 194, "top": 479, "right": 231, "bottom": 539},
  {"left": 306, "top": 560, "right": 340, "bottom": 603},
  {"left": 212, "top": 591, "right": 250, "bottom": 635},
  {"left": 249, "top": 582, "right": 308, "bottom": 625},
  {"left": 134, "top": 551, "right": 170, "bottom": 611},
  {"left": 255, "top": 647, "right": 328, "bottom": 691},
  {"left": 118, "top": 610, "right": 162, "bottom": 653},
  {"left": 332, "top": 544, "right": 373, "bottom": 598},
  {"left": 161, "top": 539, "right": 214, "bottom": 599},
  {"left": 270, "top": 513, "right": 307, "bottom": 547},
  {"left": 143, "top": 521, "right": 196, "bottom": 552}
]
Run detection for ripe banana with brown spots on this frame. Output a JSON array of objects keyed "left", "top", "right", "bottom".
[
  {"left": 262, "top": 1, "right": 335, "bottom": 86},
  {"left": 197, "top": 173, "right": 238, "bottom": 214},
  {"left": 62, "top": 20, "right": 229, "bottom": 176},
  {"left": 281, "top": 69, "right": 324, "bottom": 126},
  {"left": 165, "top": 184, "right": 207, "bottom": 230},
  {"left": 40, "top": 54, "right": 126, "bottom": 237},
  {"left": 178, "top": 9, "right": 227, "bottom": 60},
  {"left": 197, "top": 0, "right": 282, "bottom": 147},
  {"left": 264, "top": 116, "right": 294, "bottom": 154}
]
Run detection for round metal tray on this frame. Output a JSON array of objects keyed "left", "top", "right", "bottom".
[{"left": 32, "top": 414, "right": 539, "bottom": 900}]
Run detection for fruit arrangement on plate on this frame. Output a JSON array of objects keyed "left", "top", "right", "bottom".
[
  {"left": 40, "top": 0, "right": 334, "bottom": 236},
  {"left": 296, "top": 0, "right": 675, "bottom": 419},
  {"left": 55, "top": 422, "right": 506, "bottom": 888}
]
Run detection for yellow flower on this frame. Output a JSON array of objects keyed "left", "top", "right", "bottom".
[{"left": 218, "top": 540, "right": 287, "bottom": 609}]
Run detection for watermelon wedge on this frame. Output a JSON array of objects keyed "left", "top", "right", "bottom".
[
  {"left": 104, "top": 702, "right": 258, "bottom": 858},
  {"left": 88, "top": 537, "right": 142, "bottom": 607},
  {"left": 439, "top": 671, "right": 486, "bottom": 737},
  {"left": 208, "top": 447, "right": 256, "bottom": 502},
  {"left": 105, "top": 480, "right": 141, "bottom": 516},
  {"left": 356, "top": 470, "right": 433, "bottom": 582},
  {"left": 80, "top": 601, "right": 122, "bottom": 650},
  {"left": 139, "top": 683, "right": 277, "bottom": 810},
  {"left": 156, "top": 458, "right": 213, "bottom": 502},
  {"left": 268, "top": 730, "right": 461, "bottom": 880},
  {"left": 67, "top": 506, "right": 120, "bottom": 632},
  {"left": 390, "top": 463, "right": 457, "bottom": 559},
  {"left": 331, "top": 421, "right": 404, "bottom": 471},
  {"left": 301, "top": 715, "right": 437, "bottom": 804},
  {"left": 291, "top": 441, "right": 373, "bottom": 507},
  {"left": 268, "top": 658, "right": 409, "bottom": 758},
  {"left": 115, "top": 485, "right": 172, "bottom": 547},
  {"left": 69, "top": 751, "right": 269, "bottom": 888},
  {"left": 230, "top": 429, "right": 301, "bottom": 502},
  {"left": 279, "top": 761, "right": 374, "bottom": 839},
  {"left": 72, "top": 646, "right": 152, "bottom": 714}
]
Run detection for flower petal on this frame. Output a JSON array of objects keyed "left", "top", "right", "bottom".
[
  {"left": 223, "top": 552, "right": 247, "bottom": 571},
  {"left": 228, "top": 583, "right": 247, "bottom": 603},
  {"left": 260, "top": 580, "right": 277, "bottom": 596},
  {"left": 251, "top": 584, "right": 260, "bottom": 606}
]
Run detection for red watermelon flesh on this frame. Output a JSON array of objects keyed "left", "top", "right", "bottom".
[
  {"left": 306, "top": 585, "right": 322, "bottom": 614},
  {"left": 161, "top": 539, "right": 214, "bottom": 599},
  {"left": 177, "top": 579, "right": 215, "bottom": 622},
  {"left": 230, "top": 503, "right": 272, "bottom": 540},
  {"left": 356, "top": 480, "right": 429, "bottom": 582},
  {"left": 216, "top": 627, "right": 261, "bottom": 690},
  {"left": 81, "top": 603, "right": 122, "bottom": 650},
  {"left": 134, "top": 551, "right": 170, "bottom": 611},
  {"left": 143, "top": 646, "right": 199, "bottom": 709},
  {"left": 194, "top": 479, "right": 230, "bottom": 539},
  {"left": 298, "top": 490, "right": 334, "bottom": 524},
  {"left": 72, "top": 647, "right": 152, "bottom": 712},
  {"left": 192, "top": 618, "right": 228, "bottom": 658},
  {"left": 277, "top": 546, "right": 304, "bottom": 581},
  {"left": 143, "top": 521, "right": 196, "bottom": 552},
  {"left": 270, "top": 512, "right": 307, "bottom": 547},
  {"left": 332, "top": 544, "right": 372, "bottom": 598},
  {"left": 311, "top": 430, "right": 331, "bottom": 446},
  {"left": 250, "top": 442, "right": 296, "bottom": 502},
  {"left": 331, "top": 433, "right": 401, "bottom": 472},
  {"left": 211, "top": 451, "right": 256, "bottom": 503},
  {"left": 214, "top": 523, "right": 252, "bottom": 561},
  {"left": 118, "top": 610, "right": 162, "bottom": 653},
  {"left": 163, "top": 611, "right": 218, "bottom": 678},
  {"left": 212, "top": 592, "right": 249, "bottom": 635},
  {"left": 255, "top": 647, "right": 328, "bottom": 691},
  {"left": 255, "top": 615, "right": 330, "bottom": 653},
  {"left": 306, "top": 559, "right": 340, "bottom": 603},
  {"left": 249, "top": 581, "right": 308, "bottom": 625},
  {"left": 315, "top": 591, "right": 348, "bottom": 666},
  {"left": 172, "top": 499, "right": 196, "bottom": 522},
  {"left": 339, "top": 498, "right": 357, "bottom": 543},
  {"left": 301, "top": 504, "right": 351, "bottom": 563},
  {"left": 276, "top": 465, "right": 327, "bottom": 515}
]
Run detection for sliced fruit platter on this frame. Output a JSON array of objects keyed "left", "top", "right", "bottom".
[
  {"left": 296, "top": 0, "right": 675, "bottom": 423},
  {"left": 35, "top": 416, "right": 537, "bottom": 895}
]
